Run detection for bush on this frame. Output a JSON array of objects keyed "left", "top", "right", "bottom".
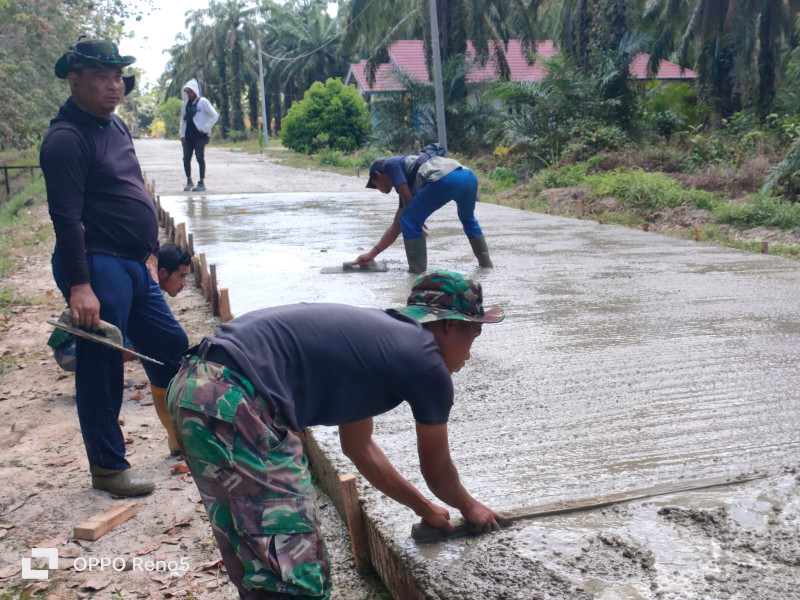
[
  {"left": 155, "top": 98, "right": 183, "bottom": 138},
  {"left": 588, "top": 169, "right": 721, "bottom": 213},
  {"left": 282, "top": 79, "right": 372, "bottom": 154},
  {"left": 714, "top": 193, "right": 800, "bottom": 229}
]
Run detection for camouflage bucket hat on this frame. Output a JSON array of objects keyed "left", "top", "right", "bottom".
[
  {"left": 55, "top": 38, "right": 136, "bottom": 79},
  {"left": 397, "top": 270, "right": 505, "bottom": 324}
]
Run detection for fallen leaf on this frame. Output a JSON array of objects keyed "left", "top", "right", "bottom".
[
  {"left": 131, "top": 391, "right": 144, "bottom": 401},
  {"left": 163, "top": 518, "right": 193, "bottom": 535},
  {"left": 124, "top": 437, "right": 134, "bottom": 445},
  {"left": 182, "top": 473, "right": 193, "bottom": 483},
  {"left": 197, "top": 558, "right": 223, "bottom": 571},
  {"left": 170, "top": 464, "right": 190, "bottom": 474},
  {"left": 168, "top": 482, "right": 184, "bottom": 491},
  {"left": 82, "top": 577, "right": 110, "bottom": 591},
  {"left": 46, "top": 455, "right": 77, "bottom": 466},
  {"left": 0, "top": 564, "right": 21, "bottom": 579},
  {"left": 137, "top": 541, "right": 162, "bottom": 555},
  {"left": 0, "top": 530, "right": 6, "bottom": 539},
  {"left": 22, "top": 583, "right": 49, "bottom": 597}
]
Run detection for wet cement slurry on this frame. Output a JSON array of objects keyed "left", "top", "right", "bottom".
[{"left": 159, "top": 191, "right": 800, "bottom": 599}]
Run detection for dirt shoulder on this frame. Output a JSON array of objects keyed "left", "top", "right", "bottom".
[{"left": 0, "top": 142, "right": 385, "bottom": 599}]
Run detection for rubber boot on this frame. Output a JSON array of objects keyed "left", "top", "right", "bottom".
[
  {"left": 90, "top": 466, "right": 155, "bottom": 496},
  {"left": 468, "top": 235, "right": 494, "bottom": 268},
  {"left": 403, "top": 237, "right": 427, "bottom": 274},
  {"left": 151, "top": 385, "right": 181, "bottom": 456}
]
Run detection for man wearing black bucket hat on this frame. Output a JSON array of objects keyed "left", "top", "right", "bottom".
[
  {"left": 40, "top": 38, "right": 188, "bottom": 496},
  {"left": 167, "top": 270, "right": 504, "bottom": 598}
]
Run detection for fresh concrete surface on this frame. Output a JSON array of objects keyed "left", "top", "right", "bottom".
[{"left": 148, "top": 139, "right": 799, "bottom": 599}]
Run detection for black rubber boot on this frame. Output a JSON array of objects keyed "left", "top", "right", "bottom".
[
  {"left": 183, "top": 179, "right": 193, "bottom": 191},
  {"left": 468, "top": 235, "right": 494, "bottom": 268},
  {"left": 90, "top": 466, "right": 155, "bottom": 496},
  {"left": 403, "top": 237, "right": 427, "bottom": 274}
]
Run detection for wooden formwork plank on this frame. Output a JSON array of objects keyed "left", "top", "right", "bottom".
[
  {"left": 339, "top": 474, "right": 372, "bottom": 575},
  {"left": 303, "top": 430, "right": 425, "bottom": 600},
  {"left": 74, "top": 502, "right": 139, "bottom": 541}
]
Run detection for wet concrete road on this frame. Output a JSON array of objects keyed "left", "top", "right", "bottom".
[{"left": 159, "top": 192, "right": 800, "bottom": 599}]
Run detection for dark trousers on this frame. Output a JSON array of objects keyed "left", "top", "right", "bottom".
[
  {"left": 53, "top": 251, "right": 188, "bottom": 471},
  {"left": 183, "top": 136, "right": 208, "bottom": 180}
]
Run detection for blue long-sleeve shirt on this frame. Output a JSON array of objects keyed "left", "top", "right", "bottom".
[{"left": 40, "top": 98, "right": 158, "bottom": 287}]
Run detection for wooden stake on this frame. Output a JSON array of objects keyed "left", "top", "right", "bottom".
[
  {"left": 192, "top": 256, "right": 202, "bottom": 285},
  {"left": 163, "top": 211, "right": 170, "bottom": 237},
  {"left": 761, "top": 241, "right": 769, "bottom": 254},
  {"left": 210, "top": 264, "right": 219, "bottom": 316},
  {"left": 694, "top": 221, "right": 703, "bottom": 242},
  {"left": 169, "top": 217, "right": 176, "bottom": 243},
  {"left": 219, "top": 288, "right": 234, "bottom": 322},
  {"left": 339, "top": 474, "right": 372, "bottom": 574},
  {"left": 188, "top": 233, "right": 194, "bottom": 256},
  {"left": 74, "top": 502, "right": 139, "bottom": 541},
  {"left": 549, "top": 196, "right": 555, "bottom": 215},
  {"left": 198, "top": 253, "right": 208, "bottom": 294},
  {"left": 576, "top": 197, "right": 584, "bottom": 219}
]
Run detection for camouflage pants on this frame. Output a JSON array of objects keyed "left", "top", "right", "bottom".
[{"left": 167, "top": 352, "right": 331, "bottom": 599}]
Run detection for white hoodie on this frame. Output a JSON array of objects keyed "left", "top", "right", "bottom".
[{"left": 179, "top": 79, "right": 219, "bottom": 138}]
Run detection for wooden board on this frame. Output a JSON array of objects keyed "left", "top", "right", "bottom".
[
  {"left": 412, "top": 471, "right": 769, "bottom": 542},
  {"left": 74, "top": 502, "right": 139, "bottom": 541}
]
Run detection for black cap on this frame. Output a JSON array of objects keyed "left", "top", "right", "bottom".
[{"left": 366, "top": 158, "right": 387, "bottom": 189}]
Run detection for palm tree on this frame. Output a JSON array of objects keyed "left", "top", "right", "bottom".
[
  {"left": 643, "top": 0, "right": 800, "bottom": 117},
  {"left": 342, "top": 0, "right": 539, "bottom": 86}
]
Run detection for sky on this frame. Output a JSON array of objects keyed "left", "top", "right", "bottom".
[{"left": 126, "top": 0, "right": 210, "bottom": 89}]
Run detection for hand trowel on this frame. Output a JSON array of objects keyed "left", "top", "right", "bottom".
[{"left": 47, "top": 308, "right": 164, "bottom": 365}]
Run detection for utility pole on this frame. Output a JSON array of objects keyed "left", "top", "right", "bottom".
[
  {"left": 429, "top": 0, "right": 447, "bottom": 150},
  {"left": 257, "top": 38, "right": 269, "bottom": 148}
]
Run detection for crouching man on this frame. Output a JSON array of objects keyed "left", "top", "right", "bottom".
[{"left": 167, "top": 270, "right": 504, "bottom": 598}]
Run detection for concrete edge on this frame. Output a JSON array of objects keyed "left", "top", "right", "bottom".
[{"left": 304, "top": 428, "right": 426, "bottom": 600}]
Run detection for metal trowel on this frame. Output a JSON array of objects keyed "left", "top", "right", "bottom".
[
  {"left": 320, "top": 260, "right": 388, "bottom": 274},
  {"left": 47, "top": 308, "right": 164, "bottom": 365}
]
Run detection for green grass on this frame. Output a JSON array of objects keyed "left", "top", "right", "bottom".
[
  {"left": 0, "top": 177, "right": 50, "bottom": 279},
  {"left": 714, "top": 192, "right": 800, "bottom": 229}
]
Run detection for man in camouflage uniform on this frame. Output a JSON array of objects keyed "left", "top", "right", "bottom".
[{"left": 167, "top": 270, "right": 504, "bottom": 598}]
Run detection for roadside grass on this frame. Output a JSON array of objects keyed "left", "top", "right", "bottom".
[
  {"left": 0, "top": 147, "right": 41, "bottom": 204},
  {"left": 0, "top": 177, "right": 51, "bottom": 280}
]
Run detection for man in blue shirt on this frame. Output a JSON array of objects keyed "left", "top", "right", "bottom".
[
  {"left": 356, "top": 154, "right": 494, "bottom": 273},
  {"left": 167, "top": 270, "right": 504, "bottom": 598}
]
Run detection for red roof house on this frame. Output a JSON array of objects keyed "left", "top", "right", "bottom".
[{"left": 345, "top": 40, "right": 697, "bottom": 99}]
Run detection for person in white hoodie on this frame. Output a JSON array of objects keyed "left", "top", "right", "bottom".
[{"left": 179, "top": 79, "right": 218, "bottom": 192}]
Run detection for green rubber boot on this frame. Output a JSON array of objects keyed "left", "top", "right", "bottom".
[
  {"left": 90, "top": 466, "right": 155, "bottom": 496},
  {"left": 468, "top": 235, "right": 494, "bottom": 268},
  {"left": 403, "top": 237, "right": 427, "bottom": 274}
]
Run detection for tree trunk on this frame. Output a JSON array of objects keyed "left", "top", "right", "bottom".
[
  {"left": 218, "top": 52, "right": 230, "bottom": 139},
  {"left": 757, "top": 0, "right": 776, "bottom": 119},
  {"left": 247, "top": 82, "right": 259, "bottom": 131},
  {"left": 231, "top": 33, "right": 245, "bottom": 131}
]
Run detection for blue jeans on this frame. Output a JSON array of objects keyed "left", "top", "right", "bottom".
[
  {"left": 53, "top": 251, "right": 188, "bottom": 471},
  {"left": 399, "top": 167, "right": 484, "bottom": 240}
]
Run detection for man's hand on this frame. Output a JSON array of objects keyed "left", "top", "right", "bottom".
[
  {"left": 420, "top": 503, "right": 453, "bottom": 533},
  {"left": 145, "top": 253, "right": 158, "bottom": 284},
  {"left": 461, "top": 500, "right": 501, "bottom": 534},
  {"left": 355, "top": 250, "right": 376, "bottom": 266},
  {"left": 180, "top": 137, "right": 186, "bottom": 143},
  {"left": 69, "top": 283, "right": 101, "bottom": 331},
  {"left": 422, "top": 223, "right": 429, "bottom": 237}
]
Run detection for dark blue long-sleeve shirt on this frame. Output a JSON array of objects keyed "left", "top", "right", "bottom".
[{"left": 40, "top": 98, "right": 158, "bottom": 287}]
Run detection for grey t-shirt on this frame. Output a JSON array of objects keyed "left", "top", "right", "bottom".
[{"left": 207, "top": 303, "right": 453, "bottom": 431}]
